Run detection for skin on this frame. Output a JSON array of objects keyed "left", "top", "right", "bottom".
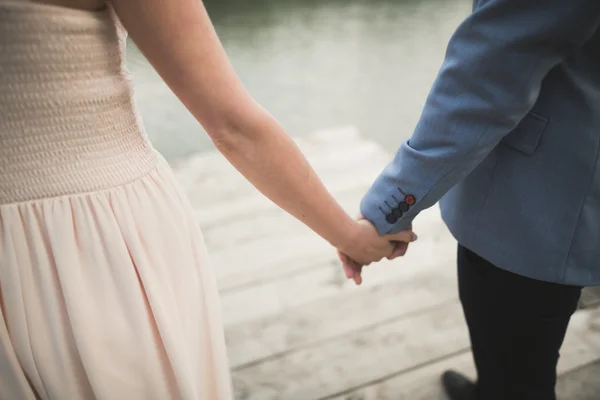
[{"left": 29, "top": 0, "right": 416, "bottom": 274}]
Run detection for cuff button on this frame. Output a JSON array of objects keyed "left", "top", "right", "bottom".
[
  {"left": 386, "top": 214, "right": 398, "bottom": 224},
  {"left": 398, "top": 201, "right": 409, "bottom": 212}
]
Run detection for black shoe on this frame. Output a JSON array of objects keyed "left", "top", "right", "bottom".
[{"left": 441, "top": 370, "right": 476, "bottom": 400}]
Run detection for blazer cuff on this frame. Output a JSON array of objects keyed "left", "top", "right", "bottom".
[{"left": 360, "top": 178, "right": 417, "bottom": 235}]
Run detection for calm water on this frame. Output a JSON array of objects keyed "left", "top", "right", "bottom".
[{"left": 126, "top": 0, "right": 471, "bottom": 161}]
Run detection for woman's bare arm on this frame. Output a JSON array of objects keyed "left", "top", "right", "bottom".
[{"left": 109, "top": 0, "right": 414, "bottom": 265}]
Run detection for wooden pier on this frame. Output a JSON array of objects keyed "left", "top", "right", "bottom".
[{"left": 173, "top": 127, "right": 600, "bottom": 400}]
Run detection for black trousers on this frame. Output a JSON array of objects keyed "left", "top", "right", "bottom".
[{"left": 457, "top": 245, "right": 582, "bottom": 400}]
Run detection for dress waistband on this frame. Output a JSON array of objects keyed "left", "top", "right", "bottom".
[{"left": 0, "top": 118, "right": 158, "bottom": 205}]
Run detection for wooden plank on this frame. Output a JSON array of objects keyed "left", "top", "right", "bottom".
[
  {"left": 557, "top": 361, "right": 600, "bottom": 400},
  {"left": 325, "top": 309, "right": 600, "bottom": 400},
  {"left": 220, "top": 229, "right": 456, "bottom": 326},
  {"left": 327, "top": 352, "right": 475, "bottom": 400},
  {"left": 558, "top": 309, "right": 600, "bottom": 375},
  {"left": 217, "top": 248, "right": 335, "bottom": 293},
  {"left": 210, "top": 232, "right": 331, "bottom": 280},
  {"left": 579, "top": 307, "right": 600, "bottom": 350},
  {"left": 231, "top": 301, "right": 471, "bottom": 400},
  {"left": 579, "top": 287, "right": 600, "bottom": 309},
  {"left": 225, "top": 257, "right": 458, "bottom": 368}
]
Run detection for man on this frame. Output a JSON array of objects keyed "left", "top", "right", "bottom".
[{"left": 343, "top": 1, "right": 600, "bottom": 399}]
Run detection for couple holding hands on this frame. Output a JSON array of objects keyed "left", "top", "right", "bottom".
[{"left": 1, "top": 0, "right": 600, "bottom": 399}]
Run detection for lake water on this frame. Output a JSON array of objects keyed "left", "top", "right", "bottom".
[{"left": 126, "top": 0, "right": 471, "bottom": 161}]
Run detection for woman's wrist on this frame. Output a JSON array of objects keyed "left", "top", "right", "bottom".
[{"left": 327, "top": 215, "right": 360, "bottom": 254}]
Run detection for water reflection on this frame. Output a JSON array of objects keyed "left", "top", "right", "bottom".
[{"left": 127, "top": 0, "right": 470, "bottom": 161}]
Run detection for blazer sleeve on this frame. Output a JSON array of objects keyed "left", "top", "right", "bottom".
[{"left": 360, "top": 0, "right": 600, "bottom": 235}]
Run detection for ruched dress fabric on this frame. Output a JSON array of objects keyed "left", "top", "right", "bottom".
[{"left": 0, "top": 2, "right": 233, "bottom": 399}]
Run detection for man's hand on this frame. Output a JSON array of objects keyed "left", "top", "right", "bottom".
[{"left": 337, "top": 217, "right": 416, "bottom": 285}]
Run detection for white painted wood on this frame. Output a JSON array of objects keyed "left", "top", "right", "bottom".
[
  {"left": 328, "top": 310, "right": 600, "bottom": 400},
  {"left": 231, "top": 302, "right": 470, "bottom": 400},
  {"left": 559, "top": 310, "right": 600, "bottom": 374},
  {"left": 225, "top": 257, "right": 458, "bottom": 368},
  {"left": 329, "top": 352, "right": 476, "bottom": 400},
  {"left": 556, "top": 361, "right": 600, "bottom": 400},
  {"left": 220, "top": 230, "right": 456, "bottom": 327}
]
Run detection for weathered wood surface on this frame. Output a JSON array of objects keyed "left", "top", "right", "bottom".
[
  {"left": 173, "top": 127, "right": 600, "bottom": 399},
  {"left": 328, "top": 309, "right": 600, "bottom": 400},
  {"left": 579, "top": 286, "right": 600, "bottom": 310},
  {"left": 557, "top": 361, "right": 600, "bottom": 400}
]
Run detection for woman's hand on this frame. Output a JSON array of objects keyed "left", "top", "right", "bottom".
[
  {"left": 336, "top": 219, "right": 417, "bottom": 284},
  {"left": 337, "top": 218, "right": 416, "bottom": 285}
]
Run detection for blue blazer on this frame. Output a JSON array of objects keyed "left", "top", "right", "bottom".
[{"left": 360, "top": 0, "right": 600, "bottom": 286}]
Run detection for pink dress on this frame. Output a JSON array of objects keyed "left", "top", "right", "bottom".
[{"left": 0, "top": 1, "right": 233, "bottom": 399}]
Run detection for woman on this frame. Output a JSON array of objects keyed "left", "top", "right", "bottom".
[{"left": 0, "top": 0, "right": 415, "bottom": 398}]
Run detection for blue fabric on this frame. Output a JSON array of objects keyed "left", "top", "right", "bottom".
[{"left": 360, "top": 0, "right": 600, "bottom": 286}]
